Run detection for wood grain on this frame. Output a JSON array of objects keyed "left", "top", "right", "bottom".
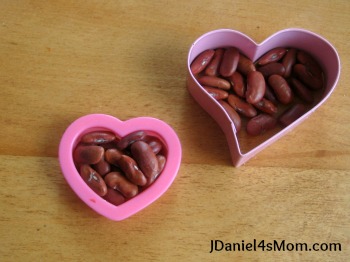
[{"left": 1, "top": 1, "right": 349, "bottom": 261}]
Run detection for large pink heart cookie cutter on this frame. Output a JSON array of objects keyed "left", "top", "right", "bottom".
[
  {"left": 59, "top": 114, "right": 182, "bottom": 221},
  {"left": 187, "top": 28, "right": 340, "bottom": 167}
]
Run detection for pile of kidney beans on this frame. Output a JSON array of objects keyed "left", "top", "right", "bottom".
[{"left": 190, "top": 47, "right": 324, "bottom": 135}]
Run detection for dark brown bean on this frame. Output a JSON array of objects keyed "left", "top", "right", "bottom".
[
  {"left": 293, "top": 64, "right": 323, "bottom": 90},
  {"left": 93, "top": 156, "right": 111, "bottom": 176},
  {"left": 105, "top": 148, "right": 123, "bottom": 166},
  {"left": 131, "top": 141, "right": 159, "bottom": 183},
  {"left": 204, "top": 86, "right": 229, "bottom": 100},
  {"left": 257, "top": 47, "right": 287, "bottom": 65},
  {"left": 253, "top": 98, "right": 278, "bottom": 115},
  {"left": 117, "top": 155, "right": 147, "bottom": 186},
  {"left": 246, "top": 71, "right": 266, "bottom": 104},
  {"left": 219, "top": 47, "right": 240, "bottom": 77},
  {"left": 268, "top": 74, "right": 293, "bottom": 104},
  {"left": 80, "top": 131, "right": 116, "bottom": 144},
  {"left": 205, "top": 48, "right": 224, "bottom": 76},
  {"left": 104, "top": 172, "right": 138, "bottom": 198},
  {"left": 246, "top": 114, "right": 277, "bottom": 136},
  {"left": 218, "top": 100, "right": 242, "bottom": 132},
  {"left": 264, "top": 84, "right": 278, "bottom": 105},
  {"left": 296, "top": 50, "right": 323, "bottom": 78},
  {"left": 197, "top": 75, "right": 231, "bottom": 90},
  {"left": 144, "top": 137, "right": 163, "bottom": 155},
  {"left": 228, "top": 71, "right": 246, "bottom": 97},
  {"left": 227, "top": 94, "right": 257, "bottom": 118},
  {"left": 237, "top": 54, "right": 256, "bottom": 75},
  {"left": 257, "top": 62, "right": 285, "bottom": 78},
  {"left": 190, "top": 49, "right": 215, "bottom": 75},
  {"left": 80, "top": 165, "right": 107, "bottom": 196},
  {"left": 103, "top": 188, "right": 126, "bottom": 206},
  {"left": 279, "top": 104, "right": 307, "bottom": 126},
  {"left": 117, "top": 131, "right": 147, "bottom": 150},
  {"left": 282, "top": 48, "right": 297, "bottom": 78},
  {"left": 73, "top": 145, "right": 104, "bottom": 165},
  {"left": 289, "top": 77, "right": 314, "bottom": 104}
]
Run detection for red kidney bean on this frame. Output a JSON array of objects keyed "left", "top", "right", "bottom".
[
  {"left": 197, "top": 75, "right": 231, "bottom": 90},
  {"left": 156, "top": 154, "right": 166, "bottom": 175},
  {"left": 105, "top": 148, "right": 123, "bottom": 166},
  {"left": 204, "top": 86, "right": 229, "bottom": 100},
  {"left": 80, "top": 165, "right": 108, "bottom": 196},
  {"left": 293, "top": 64, "right": 323, "bottom": 90},
  {"left": 253, "top": 98, "right": 278, "bottom": 115},
  {"left": 218, "top": 100, "right": 242, "bottom": 132},
  {"left": 279, "top": 104, "right": 307, "bottom": 126},
  {"left": 190, "top": 49, "right": 215, "bottom": 75},
  {"left": 257, "top": 62, "right": 285, "bottom": 78},
  {"left": 282, "top": 48, "right": 297, "bottom": 78},
  {"left": 92, "top": 156, "right": 111, "bottom": 177},
  {"left": 246, "top": 71, "right": 266, "bottom": 104},
  {"left": 80, "top": 131, "right": 116, "bottom": 144},
  {"left": 268, "top": 74, "right": 293, "bottom": 104},
  {"left": 237, "top": 54, "right": 256, "bottom": 75},
  {"left": 74, "top": 145, "right": 104, "bottom": 165},
  {"left": 116, "top": 155, "right": 147, "bottom": 186},
  {"left": 296, "top": 50, "right": 323, "bottom": 78},
  {"left": 289, "top": 77, "right": 314, "bottom": 104},
  {"left": 219, "top": 47, "right": 240, "bottom": 77},
  {"left": 229, "top": 71, "right": 246, "bottom": 97},
  {"left": 257, "top": 47, "right": 287, "bottom": 65},
  {"left": 227, "top": 94, "right": 257, "bottom": 118},
  {"left": 117, "top": 131, "right": 147, "bottom": 150},
  {"left": 246, "top": 114, "right": 277, "bottom": 136},
  {"left": 104, "top": 172, "right": 139, "bottom": 198},
  {"left": 144, "top": 137, "right": 163, "bottom": 155},
  {"left": 103, "top": 188, "right": 126, "bottom": 206},
  {"left": 131, "top": 141, "right": 159, "bottom": 184},
  {"left": 264, "top": 84, "right": 278, "bottom": 105},
  {"left": 205, "top": 48, "right": 224, "bottom": 76}
]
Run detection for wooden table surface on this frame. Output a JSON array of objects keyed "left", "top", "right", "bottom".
[{"left": 1, "top": 1, "right": 349, "bottom": 261}]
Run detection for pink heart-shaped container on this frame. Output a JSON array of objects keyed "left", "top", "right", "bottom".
[
  {"left": 187, "top": 28, "right": 340, "bottom": 167},
  {"left": 58, "top": 114, "right": 182, "bottom": 221}
]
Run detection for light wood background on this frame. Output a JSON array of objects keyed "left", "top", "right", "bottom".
[{"left": 1, "top": 1, "right": 349, "bottom": 261}]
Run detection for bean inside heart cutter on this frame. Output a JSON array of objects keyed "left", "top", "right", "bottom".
[
  {"left": 187, "top": 28, "right": 340, "bottom": 167},
  {"left": 59, "top": 114, "right": 182, "bottom": 221}
]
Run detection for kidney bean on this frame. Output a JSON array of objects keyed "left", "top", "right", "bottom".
[
  {"left": 218, "top": 100, "right": 242, "bottom": 132},
  {"left": 257, "top": 47, "right": 287, "bottom": 65},
  {"left": 296, "top": 50, "right": 323, "bottom": 78},
  {"left": 257, "top": 62, "right": 285, "bottom": 78},
  {"left": 229, "top": 71, "right": 246, "bottom": 97},
  {"left": 279, "top": 104, "right": 307, "bottom": 126},
  {"left": 131, "top": 141, "right": 159, "bottom": 184},
  {"left": 268, "top": 74, "right": 293, "bottom": 104},
  {"left": 104, "top": 172, "right": 139, "bottom": 198},
  {"left": 282, "top": 48, "right": 297, "bottom": 78},
  {"left": 264, "top": 84, "right": 278, "bottom": 105},
  {"left": 293, "top": 64, "right": 323, "bottom": 90},
  {"left": 157, "top": 154, "right": 166, "bottom": 175},
  {"left": 80, "top": 165, "right": 107, "bottom": 196},
  {"left": 144, "top": 137, "right": 163, "bottom": 155},
  {"left": 289, "top": 77, "right": 314, "bottom": 104},
  {"left": 227, "top": 94, "right": 257, "bottom": 118},
  {"left": 80, "top": 131, "right": 116, "bottom": 144},
  {"left": 253, "top": 98, "right": 278, "bottom": 115},
  {"left": 237, "top": 54, "right": 256, "bottom": 75},
  {"left": 190, "top": 49, "right": 215, "bottom": 75},
  {"left": 92, "top": 156, "right": 111, "bottom": 177},
  {"left": 197, "top": 75, "right": 231, "bottom": 90},
  {"left": 205, "top": 48, "right": 224, "bottom": 76},
  {"left": 219, "top": 47, "right": 240, "bottom": 77},
  {"left": 246, "top": 71, "right": 266, "bottom": 104},
  {"left": 105, "top": 148, "right": 123, "bottom": 166},
  {"left": 204, "top": 86, "right": 229, "bottom": 100},
  {"left": 74, "top": 145, "right": 104, "bottom": 165},
  {"left": 246, "top": 114, "right": 277, "bottom": 136},
  {"left": 116, "top": 155, "right": 148, "bottom": 186},
  {"left": 117, "top": 131, "right": 147, "bottom": 150},
  {"left": 103, "top": 188, "right": 126, "bottom": 206}
]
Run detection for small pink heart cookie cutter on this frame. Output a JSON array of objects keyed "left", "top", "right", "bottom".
[
  {"left": 187, "top": 28, "right": 340, "bottom": 167},
  {"left": 59, "top": 114, "right": 182, "bottom": 220}
]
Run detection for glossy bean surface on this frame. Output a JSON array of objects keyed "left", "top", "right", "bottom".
[{"left": 246, "top": 71, "right": 266, "bottom": 104}]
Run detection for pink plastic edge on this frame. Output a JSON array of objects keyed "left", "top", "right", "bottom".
[
  {"left": 187, "top": 28, "right": 341, "bottom": 167},
  {"left": 58, "top": 114, "right": 182, "bottom": 221}
]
